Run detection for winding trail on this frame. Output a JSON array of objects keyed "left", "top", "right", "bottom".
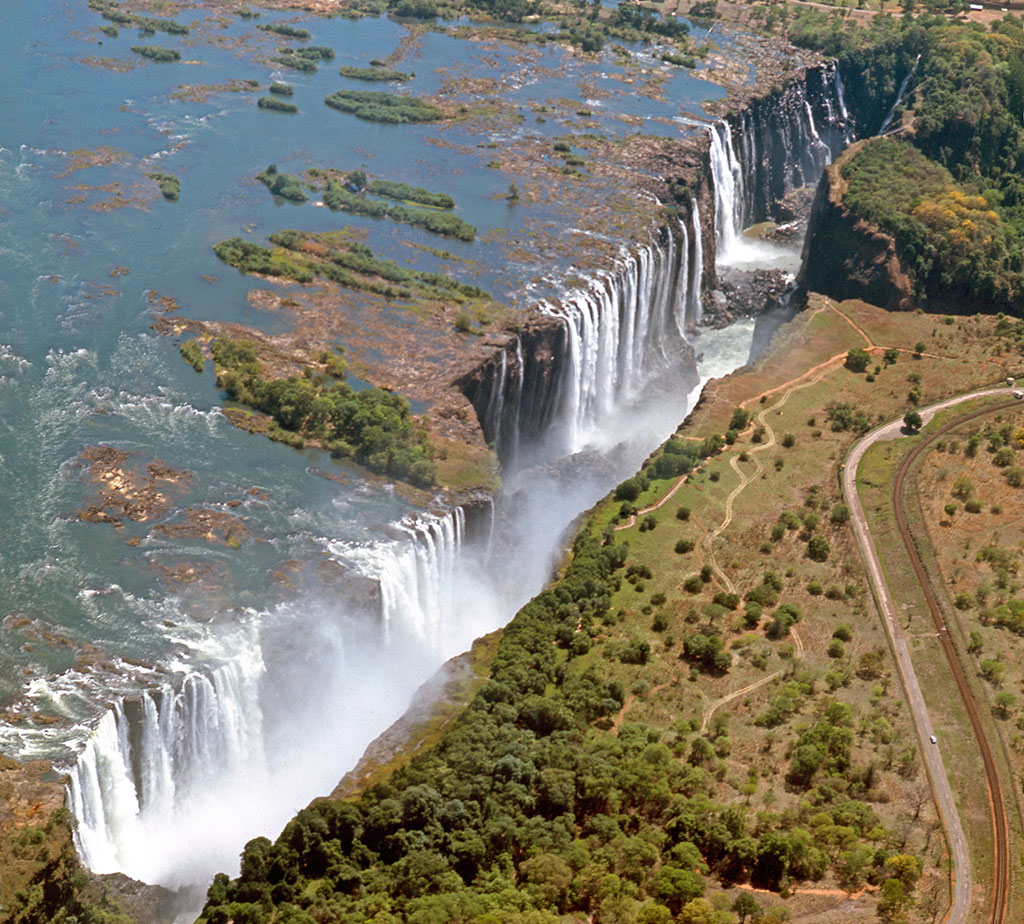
[{"left": 844, "top": 387, "right": 1013, "bottom": 924}]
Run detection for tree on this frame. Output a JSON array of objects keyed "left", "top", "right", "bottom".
[
  {"left": 913, "top": 341, "right": 926, "bottom": 357},
  {"left": 877, "top": 877, "right": 913, "bottom": 920},
  {"left": 830, "top": 504, "right": 850, "bottom": 525},
  {"left": 732, "top": 893, "right": 761, "bottom": 924},
  {"left": 994, "top": 691, "right": 1017, "bottom": 718},
  {"left": 845, "top": 347, "right": 871, "bottom": 372},
  {"left": 883, "top": 347, "right": 900, "bottom": 365},
  {"left": 903, "top": 409, "right": 922, "bottom": 431},
  {"left": 807, "top": 536, "right": 831, "bottom": 562}
]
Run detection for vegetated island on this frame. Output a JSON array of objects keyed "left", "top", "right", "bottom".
[
  {"left": 257, "top": 95, "right": 299, "bottom": 114},
  {"left": 88, "top": 0, "right": 188, "bottom": 35},
  {"left": 319, "top": 170, "right": 473, "bottom": 241},
  {"left": 255, "top": 164, "right": 474, "bottom": 240},
  {"left": 257, "top": 22, "right": 311, "bottom": 39},
  {"left": 339, "top": 65, "right": 413, "bottom": 81},
  {"left": 145, "top": 171, "right": 180, "bottom": 201},
  {"left": 324, "top": 89, "right": 445, "bottom": 124},
  {"left": 214, "top": 228, "right": 489, "bottom": 303},
  {"left": 207, "top": 337, "right": 439, "bottom": 488},
  {"left": 130, "top": 45, "right": 181, "bottom": 62},
  {"left": 256, "top": 165, "right": 308, "bottom": 201}
]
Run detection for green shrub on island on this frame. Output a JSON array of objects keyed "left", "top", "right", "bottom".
[
  {"left": 257, "top": 22, "right": 310, "bottom": 39},
  {"left": 269, "top": 229, "right": 487, "bottom": 299},
  {"left": 270, "top": 53, "right": 318, "bottom": 72},
  {"left": 98, "top": 23, "right": 119, "bottom": 37},
  {"left": 134, "top": 16, "right": 189, "bottom": 35},
  {"left": 180, "top": 339, "right": 204, "bottom": 372},
  {"left": 214, "top": 237, "right": 315, "bottom": 282},
  {"left": 145, "top": 171, "right": 180, "bottom": 201},
  {"left": 661, "top": 51, "right": 696, "bottom": 68},
  {"left": 131, "top": 45, "right": 181, "bottom": 62},
  {"left": 256, "top": 165, "right": 308, "bottom": 201},
  {"left": 323, "top": 181, "right": 475, "bottom": 241},
  {"left": 209, "top": 337, "right": 436, "bottom": 486},
  {"left": 279, "top": 45, "right": 334, "bottom": 60},
  {"left": 324, "top": 89, "right": 443, "bottom": 124},
  {"left": 257, "top": 95, "right": 299, "bottom": 114},
  {"left": 367, "top": 179, "right": 454, "bottom": 209},
  {"left": 269, "top": 81, "right": 294, "bottom": 96},
  {"left": 339, "top": 65, "right": 412, "bottom": 81}
]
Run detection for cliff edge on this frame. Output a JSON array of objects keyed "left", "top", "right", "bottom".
[{"left": 798, "top": 139, "right": 914, "bottom": 311}]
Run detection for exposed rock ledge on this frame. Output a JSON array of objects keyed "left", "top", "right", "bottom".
[{"left": 798, "top": 139, "right": 914, "bottom": 311}]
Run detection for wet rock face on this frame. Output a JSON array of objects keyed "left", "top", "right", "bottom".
[
  {"left": 456, "top": 314, "right": 568, "bottom": 455},
  {"left": 798, "top": 151, "right": 914, "bottom": 310}
]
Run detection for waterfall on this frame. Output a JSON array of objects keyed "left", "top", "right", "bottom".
[
  {"left": 879, "top": 55, "right": 920, "bottom": 134},
  {"left": 835, "top": 68, "right": 853, "bottom": 144},
  {"left": 538, "top": 233, "right": 693, "bottom": 455},
  {"left": 67, "top": 507, "right": 478, "bottom": 889},
  {"left": 689, "top": 200, "right": 704, "bottom": 324},
  {"left": 67, "top": 638, "right": 266, "bottom": 885},
  {"left": 709, "top": 63, "right": 852, "bottom": 239},
  {"left": 463, "top": 214, "right": 705, "bottom": 466},
  {"left": 373, "top": 508, "right": 465, "bottom": 645},
  {"left": 708, "top": 121, "right": 744, "bottom": 261},
  {"left": 675, "top": 217, "right": 689, "bottom": 338}
]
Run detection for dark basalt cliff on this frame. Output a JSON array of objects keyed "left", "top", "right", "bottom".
[{"left": 798, "top": 141, "right": 914, "bottom": 310}]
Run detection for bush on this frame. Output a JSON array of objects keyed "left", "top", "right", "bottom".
[
  {"left": 257, "top": 96, "right": 298, "bottom": 113},
  {"left": 807, "top": 536, "right": 831, "bottom": 562},
  {"left": 269, "top": 82, "right": 294, "bottom": 96},
  {"left": 255, "top": 165, "right": 307, "bottom": 201},
  {"left": 131, "top": 44, "right": 181, "bottom": 61},
  {"left": 845, "top": 348, "right": 871, "bottom": 373},
  {"left": 180, "top": 340, "right": 204, "bottom": 372},
  {"left": 145, "top": 171, "right": 180, "bottom": 200},
  {"left": 830, "top": 504, "right": 850, "bottom": 525},
  {"left": 675, "top": 506, "right": 690, "bottom": 520},
  {"left": 674, "top": 539, "right": 694, "bottom": 554}
]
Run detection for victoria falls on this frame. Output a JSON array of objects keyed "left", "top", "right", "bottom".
[{"left": 4, "top": 2, "right": 1024, "bottom": 924}]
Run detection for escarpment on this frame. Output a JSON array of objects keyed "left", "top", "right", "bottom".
[{"left": 798, "top": 141, "right": 914, "bottom": 311}]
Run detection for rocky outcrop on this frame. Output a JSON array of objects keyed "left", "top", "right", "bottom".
[
  {"left": 798, "top": 141, "right": 914, "bottom": 310},
  {"left": 455, "top": 313, "right": 568, "bottom": 457}
]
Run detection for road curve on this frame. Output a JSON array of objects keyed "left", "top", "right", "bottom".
[{"left": 843, "top": 387, "right": 1008, "bottom": 924}]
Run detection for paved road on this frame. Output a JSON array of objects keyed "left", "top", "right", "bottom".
[{"left": 844, "top": 388, "right": 1008, "bottom": 924}]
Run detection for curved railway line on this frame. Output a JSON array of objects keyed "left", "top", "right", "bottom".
[{"left": 892, "top": 401, "right": 1013, "bottom": 924}]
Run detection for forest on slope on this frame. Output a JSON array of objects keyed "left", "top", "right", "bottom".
[{"left": 790, "top": 10, "right": 1024, "bottom": 309}]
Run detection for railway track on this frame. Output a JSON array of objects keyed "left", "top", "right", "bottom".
[{"left": 892, "top": 402, "right": 1014, "bottom": 924}]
